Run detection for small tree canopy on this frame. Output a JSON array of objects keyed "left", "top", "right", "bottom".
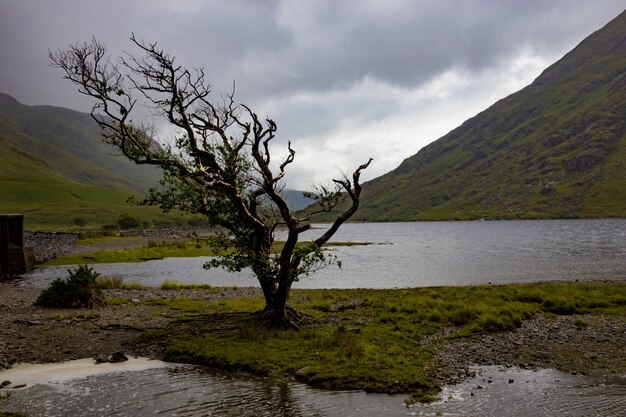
[
  {"left": 50, "top": 35, "right": 372, "bottom": 327},
  {"left": 117, "top": 213, "right": 142, "bottom": 229}
]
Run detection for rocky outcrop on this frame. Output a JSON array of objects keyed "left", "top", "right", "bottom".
[{"left": 564, "top": 153, "right": 605, "bottom": 172}]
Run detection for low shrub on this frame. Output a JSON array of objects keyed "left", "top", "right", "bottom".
[
  {"left": 96, "top": 274, "right": 125, "bottom": 289},
  {"left": 78, "top": 231, "right": 105, "bottom": 239},
  {"left": 472, "top": 314, "right": 511, "bottom": 332},
  {"left": 159, "top": 280, "right": 213, "bottom": 290},
  {"left": 146, "top": 240, "right": 187, "bottom": 250},
  {"left": 311, "top": 302, "right": 332, "bottom": 312},
  {"left": 35, "top": 265, "right": 106, "bottom": 309},
  {"left": 449, "top": 306, "right": 480, "bottom": 326},
  {"left": 117, "top": 214, "right": 142, "bottom": 230},
  {"left": 101, "top": 224, "right": 120, "bottom": 236},
  {"left": 160, "top": 280, "right": 182, "bottom": 290},
  {"left": 542, "top": 297, "right": 579, "bottom": 315},
  {"left": 73, "top": 217, "right": 87, "bottom": 227},
  {"left": 574, "top": 318, "right": 589, "bottom": 329}
]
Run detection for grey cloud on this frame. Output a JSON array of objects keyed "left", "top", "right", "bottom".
[
  {"left": 230, "top": 0, "right": 625, "bottom": 99},
  {"left": 1, "top": 0, "right": 623, "bottom": 106},
  {"left": 1, "top": 0, "right": 624, "bottom": 189}
]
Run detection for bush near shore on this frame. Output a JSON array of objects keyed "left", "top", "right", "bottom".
[{"left": 34, "top": 265, "right": 105, "bottom": 309}]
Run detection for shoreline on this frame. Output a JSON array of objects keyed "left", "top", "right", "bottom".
[{"left": 0, "top": 282, "right": 626, "bottom": 401}]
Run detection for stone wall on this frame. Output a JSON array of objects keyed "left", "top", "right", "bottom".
[{"left": 24, "top": 232, "right": 79, "bottom": 264}]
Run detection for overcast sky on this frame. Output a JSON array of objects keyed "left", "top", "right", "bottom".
[{"left": 1, "top": 1, "right": 624, "bottom": 189}]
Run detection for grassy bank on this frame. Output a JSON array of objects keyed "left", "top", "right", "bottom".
[
  {"left": 124, "top": 281, "right": 626, "bottom": 402},
  {"left": 44, "top": 240, "right": 374, "bottom": 266},
  {"left": 44, "top": 240, "right": 222, "bottom": 266}
]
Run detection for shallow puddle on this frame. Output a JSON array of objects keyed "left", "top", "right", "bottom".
[{"left": 413, "top": 366, "right": 626, "bottom": 417}]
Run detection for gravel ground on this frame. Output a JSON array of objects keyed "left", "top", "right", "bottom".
[
  {"left": 0, "top": 286, "right": 260, "bottom": 369},
  {"left": 433, "top": 313, "right": 626, "bottom": 384}
]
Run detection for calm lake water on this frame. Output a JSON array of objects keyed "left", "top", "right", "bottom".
[{"left": 18, "top": 219, "right": 626, "bottom": 288}]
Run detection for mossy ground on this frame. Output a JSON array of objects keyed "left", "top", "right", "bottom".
[{"left": 129, "top": 281, "right": 626, "bottom": 402}]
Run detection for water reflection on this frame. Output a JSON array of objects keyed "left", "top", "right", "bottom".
[
  {"left": 1, "top": 365, "right": 410, "bottom": 417},
  {"left": 2, "top": 364, "right": 624, "bottom": 417}
]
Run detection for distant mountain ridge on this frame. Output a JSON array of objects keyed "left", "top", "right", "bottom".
[
  {"left": 0, "top": 93, "right": 165, "bottom": 229},
  {"left": 349, "top": 10, "right": 626, "bottom": 221},
  {"left": 0, "top": 92, "right": 159, "bottom": 193}
]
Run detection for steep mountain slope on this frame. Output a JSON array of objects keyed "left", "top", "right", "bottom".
[
  {"left": 0, "top": 93, "right": 164, "bottom": 229},
  {"left": 352, "top": 10, "right": 626, "bottom": 221},
  {"left": 0, "top": 93, "right": 159, "bottom": 192},
  {"left": 282, "top": 189, "right": 316, "bottom": 211}
]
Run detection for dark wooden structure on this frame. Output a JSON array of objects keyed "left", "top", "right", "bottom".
[{"left": 0, "top": 214, "right": 33, "bottom": 276}]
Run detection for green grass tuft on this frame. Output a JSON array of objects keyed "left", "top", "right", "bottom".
[{"left": 159, "top": 281, "right": 213, "bottom": 290}]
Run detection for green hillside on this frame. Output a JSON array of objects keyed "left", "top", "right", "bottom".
[
  {"left": 0, "top": 93, "right": 172, "bottom": 230},
  {"left": 0, "top": 93, "right": 159, "bottom": 192},
  {"left": 350, "top": 10, "right": 626, "bottom": 221}
]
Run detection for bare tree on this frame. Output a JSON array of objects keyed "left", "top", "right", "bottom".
[{"left": 50, "top": 35, "right": 372, "bottom": 328}]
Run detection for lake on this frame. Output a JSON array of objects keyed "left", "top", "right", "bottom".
[{"left": 18, "top": 218, "right": 626, "bottom": 288}]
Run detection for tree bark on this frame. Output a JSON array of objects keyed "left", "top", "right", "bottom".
[{"left": 261, "top": 281, "right": 294, "bottom": 328}]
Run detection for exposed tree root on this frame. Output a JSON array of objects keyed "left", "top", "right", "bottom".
[{"left": 251, "top": 304, "right": 315, "bottom": 330}]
